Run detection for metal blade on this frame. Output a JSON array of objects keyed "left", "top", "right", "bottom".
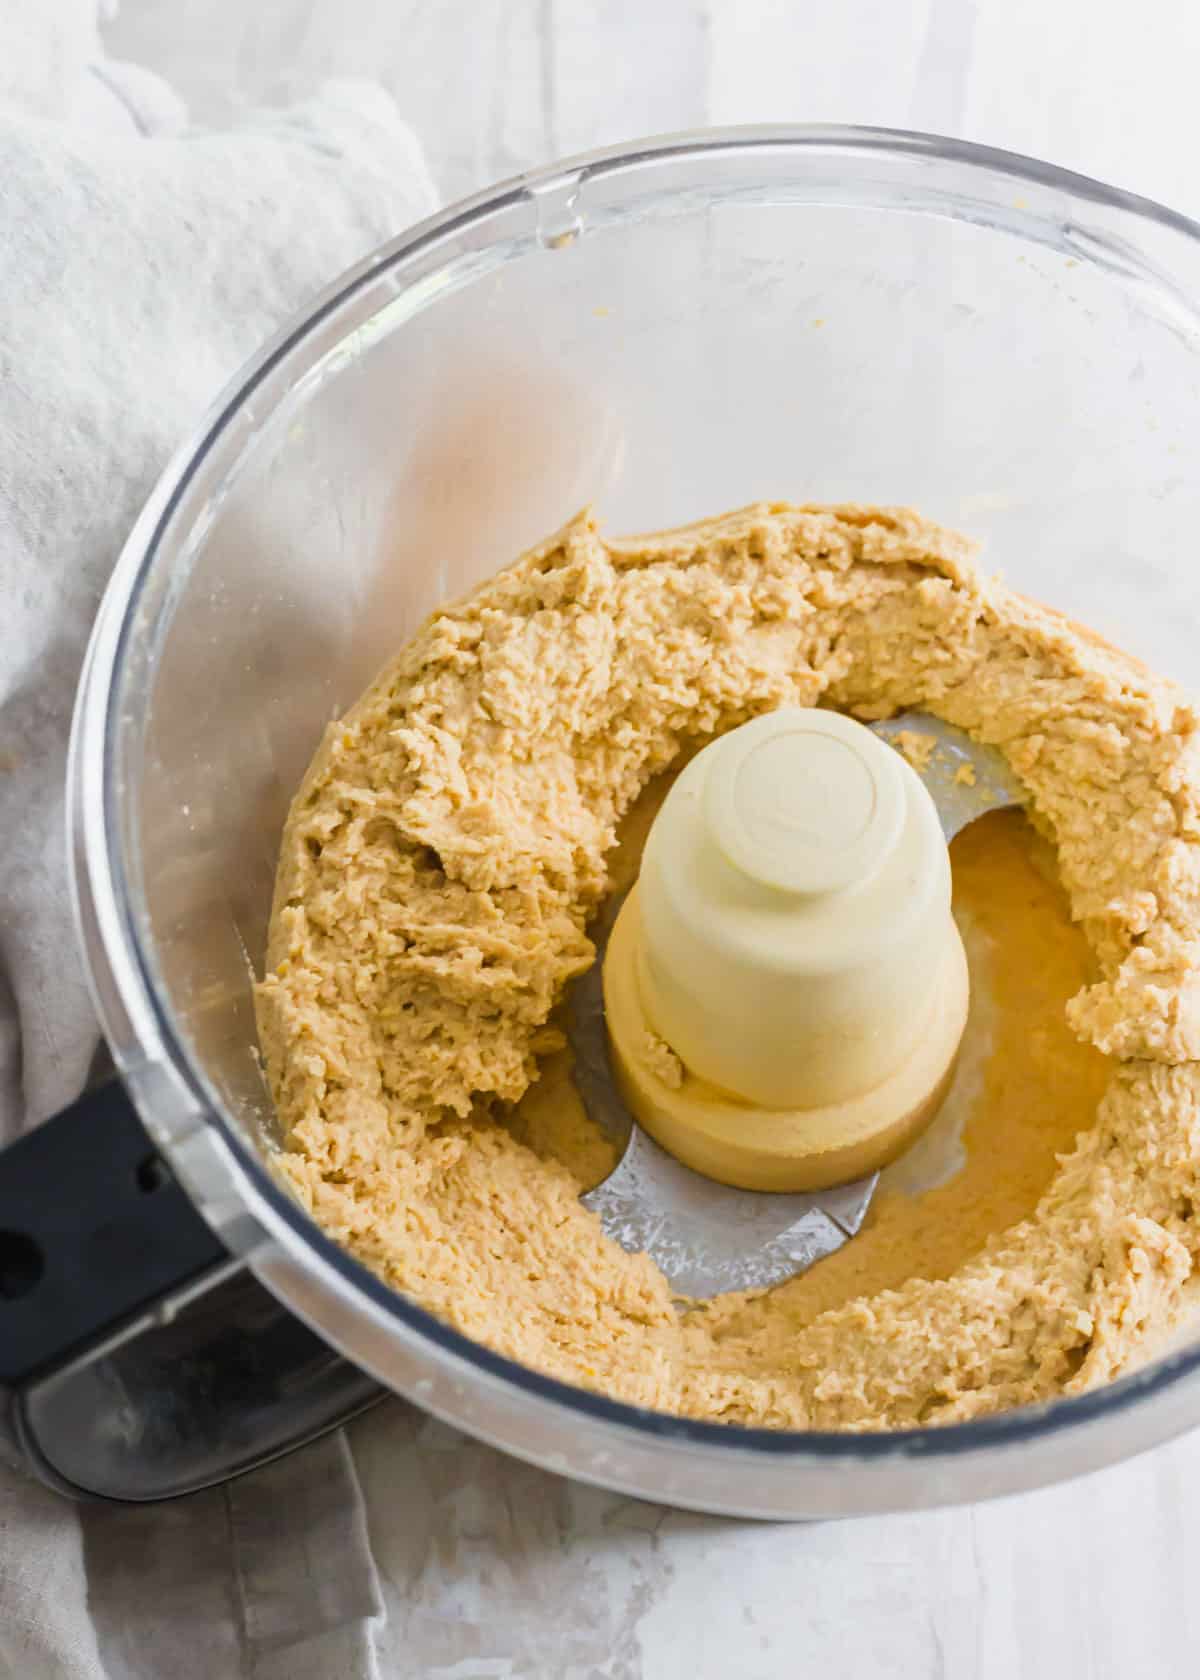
[
  {"left": 569, "top": 714, "right": 1025, "bottom": 1298},
  {"left": 580, "top": 1125, "right": 875, "bottom": 1298},
  {"left": 568, "top": 897, "right": 876, "bottom": 1298},
  {"left": 868, "top": 712, "right": 1023, "bottom": 840}
]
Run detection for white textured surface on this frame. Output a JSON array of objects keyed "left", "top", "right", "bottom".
[{"left": 101, "top": 3, "right": 1200, "bottom": 1674}]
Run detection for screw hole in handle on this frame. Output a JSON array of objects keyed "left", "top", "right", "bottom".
[
  {"left": 0, "top": 1230, "right": 44, "bottom": 1301},
  {"left": 135, "top": 1154, "right": 172, "bottom": 1195}
]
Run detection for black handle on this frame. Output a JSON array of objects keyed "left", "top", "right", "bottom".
[
  {"left": 0, "top": 1080, "right": 228, "bottom": 1387},
  {"left": 1, "top": 1078, "right": 384, "bottom": 1501}
]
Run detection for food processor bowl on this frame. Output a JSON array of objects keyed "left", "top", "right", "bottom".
[{"left": 28, "top": 127, "right": 1200, "bottom": 1509}]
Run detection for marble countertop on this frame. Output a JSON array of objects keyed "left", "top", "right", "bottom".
[{"left": 102, "top": 3, "right": 1200, "bottom": 1674}]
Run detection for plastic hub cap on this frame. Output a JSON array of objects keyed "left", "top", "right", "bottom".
[
  {"left": 703, "top": 710, "right": 907, "bottom": 895},
  {"left": 600, "top": 706, "right": 969, "bottom": 1191}
]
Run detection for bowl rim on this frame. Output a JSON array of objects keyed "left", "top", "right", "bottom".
[{"left": 74, "top": 122, "right": 1200, "bottom": 1478}]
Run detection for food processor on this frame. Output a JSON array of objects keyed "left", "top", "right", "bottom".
[{"left": 3, "top": 125, "right": 1200, "bottom": 1511}]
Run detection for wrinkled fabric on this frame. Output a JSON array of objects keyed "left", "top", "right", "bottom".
[{"left": 0, "top": 2, "right": 434, "bottom": 1673}]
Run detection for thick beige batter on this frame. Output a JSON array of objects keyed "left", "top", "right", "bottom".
[{"left": 257, "top": 504, "right": 1200, "bottom": 1430}]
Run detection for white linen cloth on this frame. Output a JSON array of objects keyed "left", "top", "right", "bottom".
[{"left": 0, "top": 3, "right": 436, "bottom": 1673}]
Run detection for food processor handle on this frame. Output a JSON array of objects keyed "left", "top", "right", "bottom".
[
  {"left": 0, "top": 1079, "right": 382, "bottom": 1501},
  {"left": 0, "top": 1079, "right": 228, "bottom": 1389}
]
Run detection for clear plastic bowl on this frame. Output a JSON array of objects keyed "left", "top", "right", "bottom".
[{"left": 71, "top": 127, "right": 1200, "bottom": 1514}]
